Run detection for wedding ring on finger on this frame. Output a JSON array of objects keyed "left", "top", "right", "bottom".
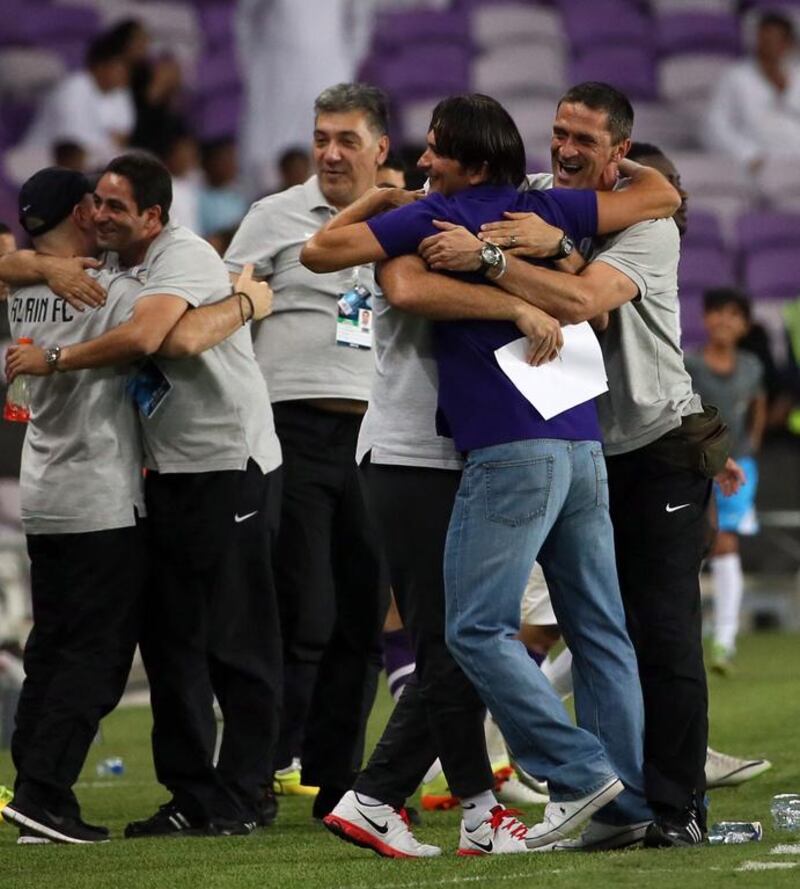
[{"left": 509, "top": 234, "right": 517, "bottom": 247}]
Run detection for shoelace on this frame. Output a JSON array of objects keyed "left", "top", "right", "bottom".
[
  {"left": 488, "top": 806, "right": 528, "bottom": 840},
  {"left": 492, "top": 766, "right": 515, "bottom": 792}
]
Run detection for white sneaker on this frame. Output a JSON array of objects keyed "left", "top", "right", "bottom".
[
  {"left": 496, "top": 774, "right": 549, "bottom": 806},
  {"left": 17, "top": 828, "right": 52, "bottom": 845},
  {"left": 323, "top": 790, "right": 441, "bottom": 859},
  {"left": 458, "top": 806, "right": 529, "bottom": 856},
  {"left": 705, "top": 747, "right": 772, "bottom": 789},
  {"left": 525, "top": 777, "right": 624, "bottom": 849},
  {"left": 511, "top": 759, "right": 549, "bottom": 797},
  {"left": 550, "top": 819, "right": 650, "bottom": 851}
]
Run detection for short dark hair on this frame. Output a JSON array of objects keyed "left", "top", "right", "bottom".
[
  {"left": 703, "top": 287, "right": 751, "bottom": 320},
  {"left": 380, "top": 150, "right": 405, "bottom": 173},
  {"left": 103, "top": 153, "right": 172, "bottom": 224},
  {"left": 314, "top": 83, "right": 389, "bottom": 136},
  {"left": 201, "top": 136, "right": 236, "bottom": 164},
  {"left": 0, "top": 222, "right": 12, "bottom": 236},
  {"left": 278, "top": 146, "right": 309, "bottom": 171},
  {"left": 627, "top": 141, "right": 665, "bottom": 162},
  {"left": 557, "top": 82, "right": 634, "bottom": 144},
  {"left": 759, "top": 11, "right": 795, "bottom": 41},
  {"left": 428, "top": 94, "right": 526, "bottom": 188},
  {"left": 85, "top": 32, "right": 126, "bottom": 68}
]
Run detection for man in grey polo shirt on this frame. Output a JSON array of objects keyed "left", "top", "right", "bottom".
[
  {"left": 224, "top": 82, "right": 390, "bottom": 815},
  {"left": 6, "top": 153, "right": 283, "bottom": 837},
  {"left": 1, "top": 168, "right": 145, "bottom": 845}
]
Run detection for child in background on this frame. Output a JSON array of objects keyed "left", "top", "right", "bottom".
[{"left": 685, "top": 288, "right": 767, "bottom": 674}]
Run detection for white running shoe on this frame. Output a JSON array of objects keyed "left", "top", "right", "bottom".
[
  {"left": 458, "top": 806, "right": 529, "bottom": 856},
  {"left": 323, "top": 791, "right": 441, "bottom": 859},
  {"left": 511, "top": 759, "right": 549, "bottom": 797},
  {"left": 496, "top": 775, "right": 549, "bottom": 806},
  {"left": 705, "top": 747, "right": 772, "bottom": 789},
  {"left": 550, "top": 819, "right": 650, "bottom": 851},
  {"left": 525, "top": 777, "right": 624, "bottom": 849}
]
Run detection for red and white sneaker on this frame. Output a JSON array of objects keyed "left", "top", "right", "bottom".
[
  {"left": 458, "top": 806, "right": 529, "bottom": 856},
  {"left": 323, "top": 791, "right": 441, "bottom": 859}
]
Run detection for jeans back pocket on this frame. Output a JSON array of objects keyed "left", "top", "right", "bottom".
[{"left": 483, "top": 456, "right": 553, "bottom": 527}]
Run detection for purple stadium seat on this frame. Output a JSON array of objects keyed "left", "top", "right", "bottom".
[
  {"left": 195, "top": 89, "right": 241, "bottom": 142},
  {"left": 631, "top": 101, "right": 697, "bottom": 151},
  {"left": 657, "top": 11, "right": 741, "bottom": 57},
  {"left": 678, "top": 292, "right": 707, "bottom": 350},
  {"left": 195, "top": 47, "right": 240, "bottom": 98},
  {"left": 745, "top": 248, "right": 800, "bottom": 301},
  {"left": 0, "top": 6, "right": 101, "bottom": 46},
  {"left": 561, "top": 0, "right": 652, "bottom": 56},
  {"left": 198, "top": 3, "right": 234, "bottom": 50},
  {"left": 0, "top": 176, "right": 22, "bottom": 242},
  {"left": 736, "top": 211, "right": 800, "bottom": 255},
  {"left": 569, "top": 47, "right": 658, "bottom": 100},
  {"left": 473, "top": 43, "right": 565, "bottom": 100},
  {"left": 370, "top": 45, "right": 471, "bottom": 102},
  {"left": 683, "top": 209, "right": 724, "bottom": 249},
  {"left": 678, "top": 245, "right": 736, "bottom": 294},
  {"left": 371, "top": 8, "right": 470, "bottom": 53}
]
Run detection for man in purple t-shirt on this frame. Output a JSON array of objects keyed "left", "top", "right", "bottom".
[{"left": 301, "top": 95, "right": 681, "bottom": 855}]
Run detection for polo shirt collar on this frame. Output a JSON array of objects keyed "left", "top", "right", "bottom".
[{"left": 303, "top": 175, "right": 336, "bottom": 213}]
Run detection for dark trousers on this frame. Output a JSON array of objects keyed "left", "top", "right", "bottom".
[
  {"left": 354, "top": 462, "right": 493, "bottom": 809},
  {"left": 607, "top": 448, "right": 711, "bottom": 816},
  {"left": 142, "top": 461, "right": 282, "bottom": 821},
  {"left": 12, "top": 524, "right": 145, "bottom": 817},
  {"left": 272, "top": 402, "right": 386, "bottom": 789}
]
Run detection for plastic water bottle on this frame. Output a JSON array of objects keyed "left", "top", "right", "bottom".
[
  {"left": 772, "top": 794, "right": 800, "bottom": 830},
  {"left": 96, "top": 756, "right": 125, "bottom": 777},
  {"left": 707, "top": 821, "right": 763, "bottom": 844},
  {"left": 4, "top": 337, "right": 33, "bottom": 423}
]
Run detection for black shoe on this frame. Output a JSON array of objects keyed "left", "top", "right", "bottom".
[
  {"left": 312, "top": 785, "right": 348, "bottom": 821},
  {"left": 3, "top": 800, "right": 108, "bottom": 844},
  {"left": 205, "top": 818, "right": 257, "bottom": 837},
  {"left": 256, "top": 789, "right": 278, "bottom": 827},
  {"left": 644, "top": 809, "right": 706, "bottom": 848},
  {"left": 124, "top": 802, "right": 204, "bottom": 838},
  {"left": 402, "top": 805, "right": 422, "bottom": 827}
]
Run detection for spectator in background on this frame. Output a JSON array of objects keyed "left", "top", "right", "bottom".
[
  {"left": 685, "top": 289, "right": 766, "bottom": 676},
  {"left": 160, "top": 126, "right": 201, "bottom": 233},
  {"left": 199, "top": 138, "right": 248, "bottom": 238},
  {"left": 53, "top": 142, "right": 88, "bottom": 174},
  {"left": 235, "top": 0, "right": 375, "bottom": 193},
  {"left": 22, "top": 33, "right": 134, "bottom": 168},
  {"left": 707, "top": 11, "right": 800, "bottom": 172},
  {"left": 277, "top": 147, "right": 311, "bottom": 192},
  {"left": 376, "top": 152, "right": 407, "bottom": 189}
]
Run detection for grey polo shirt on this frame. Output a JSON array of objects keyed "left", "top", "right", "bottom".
[
  {"left": 224, "top": 176, "right": 375, "bottom": 404},
  {"left": 9, "top": 269, "right": 145, "bottom": 535},
  {"left": 591, "top": 218, "right": 703, "bottom": 455},
  {"left": 128, "top": 223, "right": 282, "bottom": 475}
]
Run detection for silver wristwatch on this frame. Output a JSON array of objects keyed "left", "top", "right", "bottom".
[
  {"left": 44, "top": 345, "right": 62, "bottom": 370},
  {"left": 552, "top": 233, "right": 575, "bottom": 261},
  {"left": 479, "top": 243, "right": 507, "bottom": 279}
]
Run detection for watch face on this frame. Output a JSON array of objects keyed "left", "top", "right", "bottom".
[{"left": 481, "top": 244, "right": 501, "bottom": 266}]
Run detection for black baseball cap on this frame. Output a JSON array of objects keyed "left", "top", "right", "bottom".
[{"left": 18, "top": 167, "right": 93, "bottom": 237}]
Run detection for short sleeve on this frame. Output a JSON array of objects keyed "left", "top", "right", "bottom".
[
  {"left": 543, "top": 188, "right": 599, "bottom": 243},
  {"left": 367, "top": 194, "right": 449, "bottom": 258},
  {"left": 224, "top": 200, "right": 279, "bottom": 278},
  {"left": 138, "top": 239, "right": 225, "bottom": 307},
  {"left": 593, "top": 218, "right": 679, "bottom": 300}
]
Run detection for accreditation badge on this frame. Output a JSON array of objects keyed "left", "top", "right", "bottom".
[
  {"left": 127, "top": 358, "right": 172, "bottom": 418},
  {"left": 335, "top": 283, "right": 373, "bottom": 350}
]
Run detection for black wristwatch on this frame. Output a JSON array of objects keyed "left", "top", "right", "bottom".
[
  {"left": 552, "top": 233, "right": 575, "bottom": 261},
  {"left": 44, "top": 345, "right": 62, "bottom": 370},
  {"left": 478, "top": 243, "right": 506, "bottom": 278}
]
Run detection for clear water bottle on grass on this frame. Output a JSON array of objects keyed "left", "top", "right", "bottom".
[
  {"left": 4, "top": 337, "right": 33, "bottom": 423},
  {"left": 772, "top": 794, "right": 800, "bottom": 830},
  {"left": 96, "top": 756, "right": 125, "bottom": 777},
  {"left": 708, "top": 821, "right": 763, "bottom": 844}
]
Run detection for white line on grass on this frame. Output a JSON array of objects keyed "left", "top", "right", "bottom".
[
  {"left": 738, "top": 861, "right": 799, "bottom": 871},
  {"left": 771, "top": 844, "right": 800, "bottom": 854},
  {"left": 337, "top": 870, "right": 564, "bottom": 889}
]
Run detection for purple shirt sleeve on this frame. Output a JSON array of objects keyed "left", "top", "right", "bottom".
[
  {"left": 543, "top": 188, "right": 598, "bottom": 243},
  {"left": 367, "top": 194, "right": 449, "bottom": 258}
]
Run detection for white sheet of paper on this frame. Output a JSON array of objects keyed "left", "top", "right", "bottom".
[{"left": 494, "top": 322, "right": 608, "bottom": 421}]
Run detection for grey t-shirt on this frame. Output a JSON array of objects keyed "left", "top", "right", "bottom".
[
  {"left": 684, "top": 350, "right": 763, "bottom": 457},
  {"left": 224, "top": 176, "right": 375, "bottom": 404},
  {"left": 127, "top": 223, "right": 282, "bottom": 475},
  {"left": 591, "top": 218, "right": 703, "bottom": 455},
  {"left": 8, "top": 269, "right": 145, "bottom": 534},
  {"left": 356, "top": 287, "right": 462, "bottom": 470}
]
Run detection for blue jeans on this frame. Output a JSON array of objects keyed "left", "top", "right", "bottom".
[{"left": 444, "top": 439, "right": 650, "bottom": 821}]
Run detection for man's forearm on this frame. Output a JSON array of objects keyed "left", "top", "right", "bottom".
[
  {"left": 380, "top": 256, "right": 525, "bottom": 322},
  {"left": 159, "top": 293, "right": 248, "bottom": 358},
  {"left": 0, "top": 251, "right": 48, "bottom": 286},
  {"left": 488, "top": 256, "right": 593, "bottom": 323},
  {"left": 57, "top": 320, "right": 169, "bottom": 371}
]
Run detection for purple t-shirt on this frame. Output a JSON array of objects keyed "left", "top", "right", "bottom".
[{"left": 367, "top": 184, "right": 601, "bottom": 452}]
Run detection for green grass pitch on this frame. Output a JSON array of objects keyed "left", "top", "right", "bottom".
[{"left": 2, "top": 632, "right": 799, "bottom": 889}]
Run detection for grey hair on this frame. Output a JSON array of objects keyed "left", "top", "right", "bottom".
[{"left": 314, "top": 82, "right": 389, "bottom": 136}]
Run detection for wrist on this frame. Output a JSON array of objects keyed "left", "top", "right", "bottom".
[{"left": 44, "top": 344, "right": 62, "bottom": 373}]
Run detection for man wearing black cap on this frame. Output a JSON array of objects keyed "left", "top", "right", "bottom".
[{"left": 1, "top": 168, "right": 147, "bottom": 844}]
